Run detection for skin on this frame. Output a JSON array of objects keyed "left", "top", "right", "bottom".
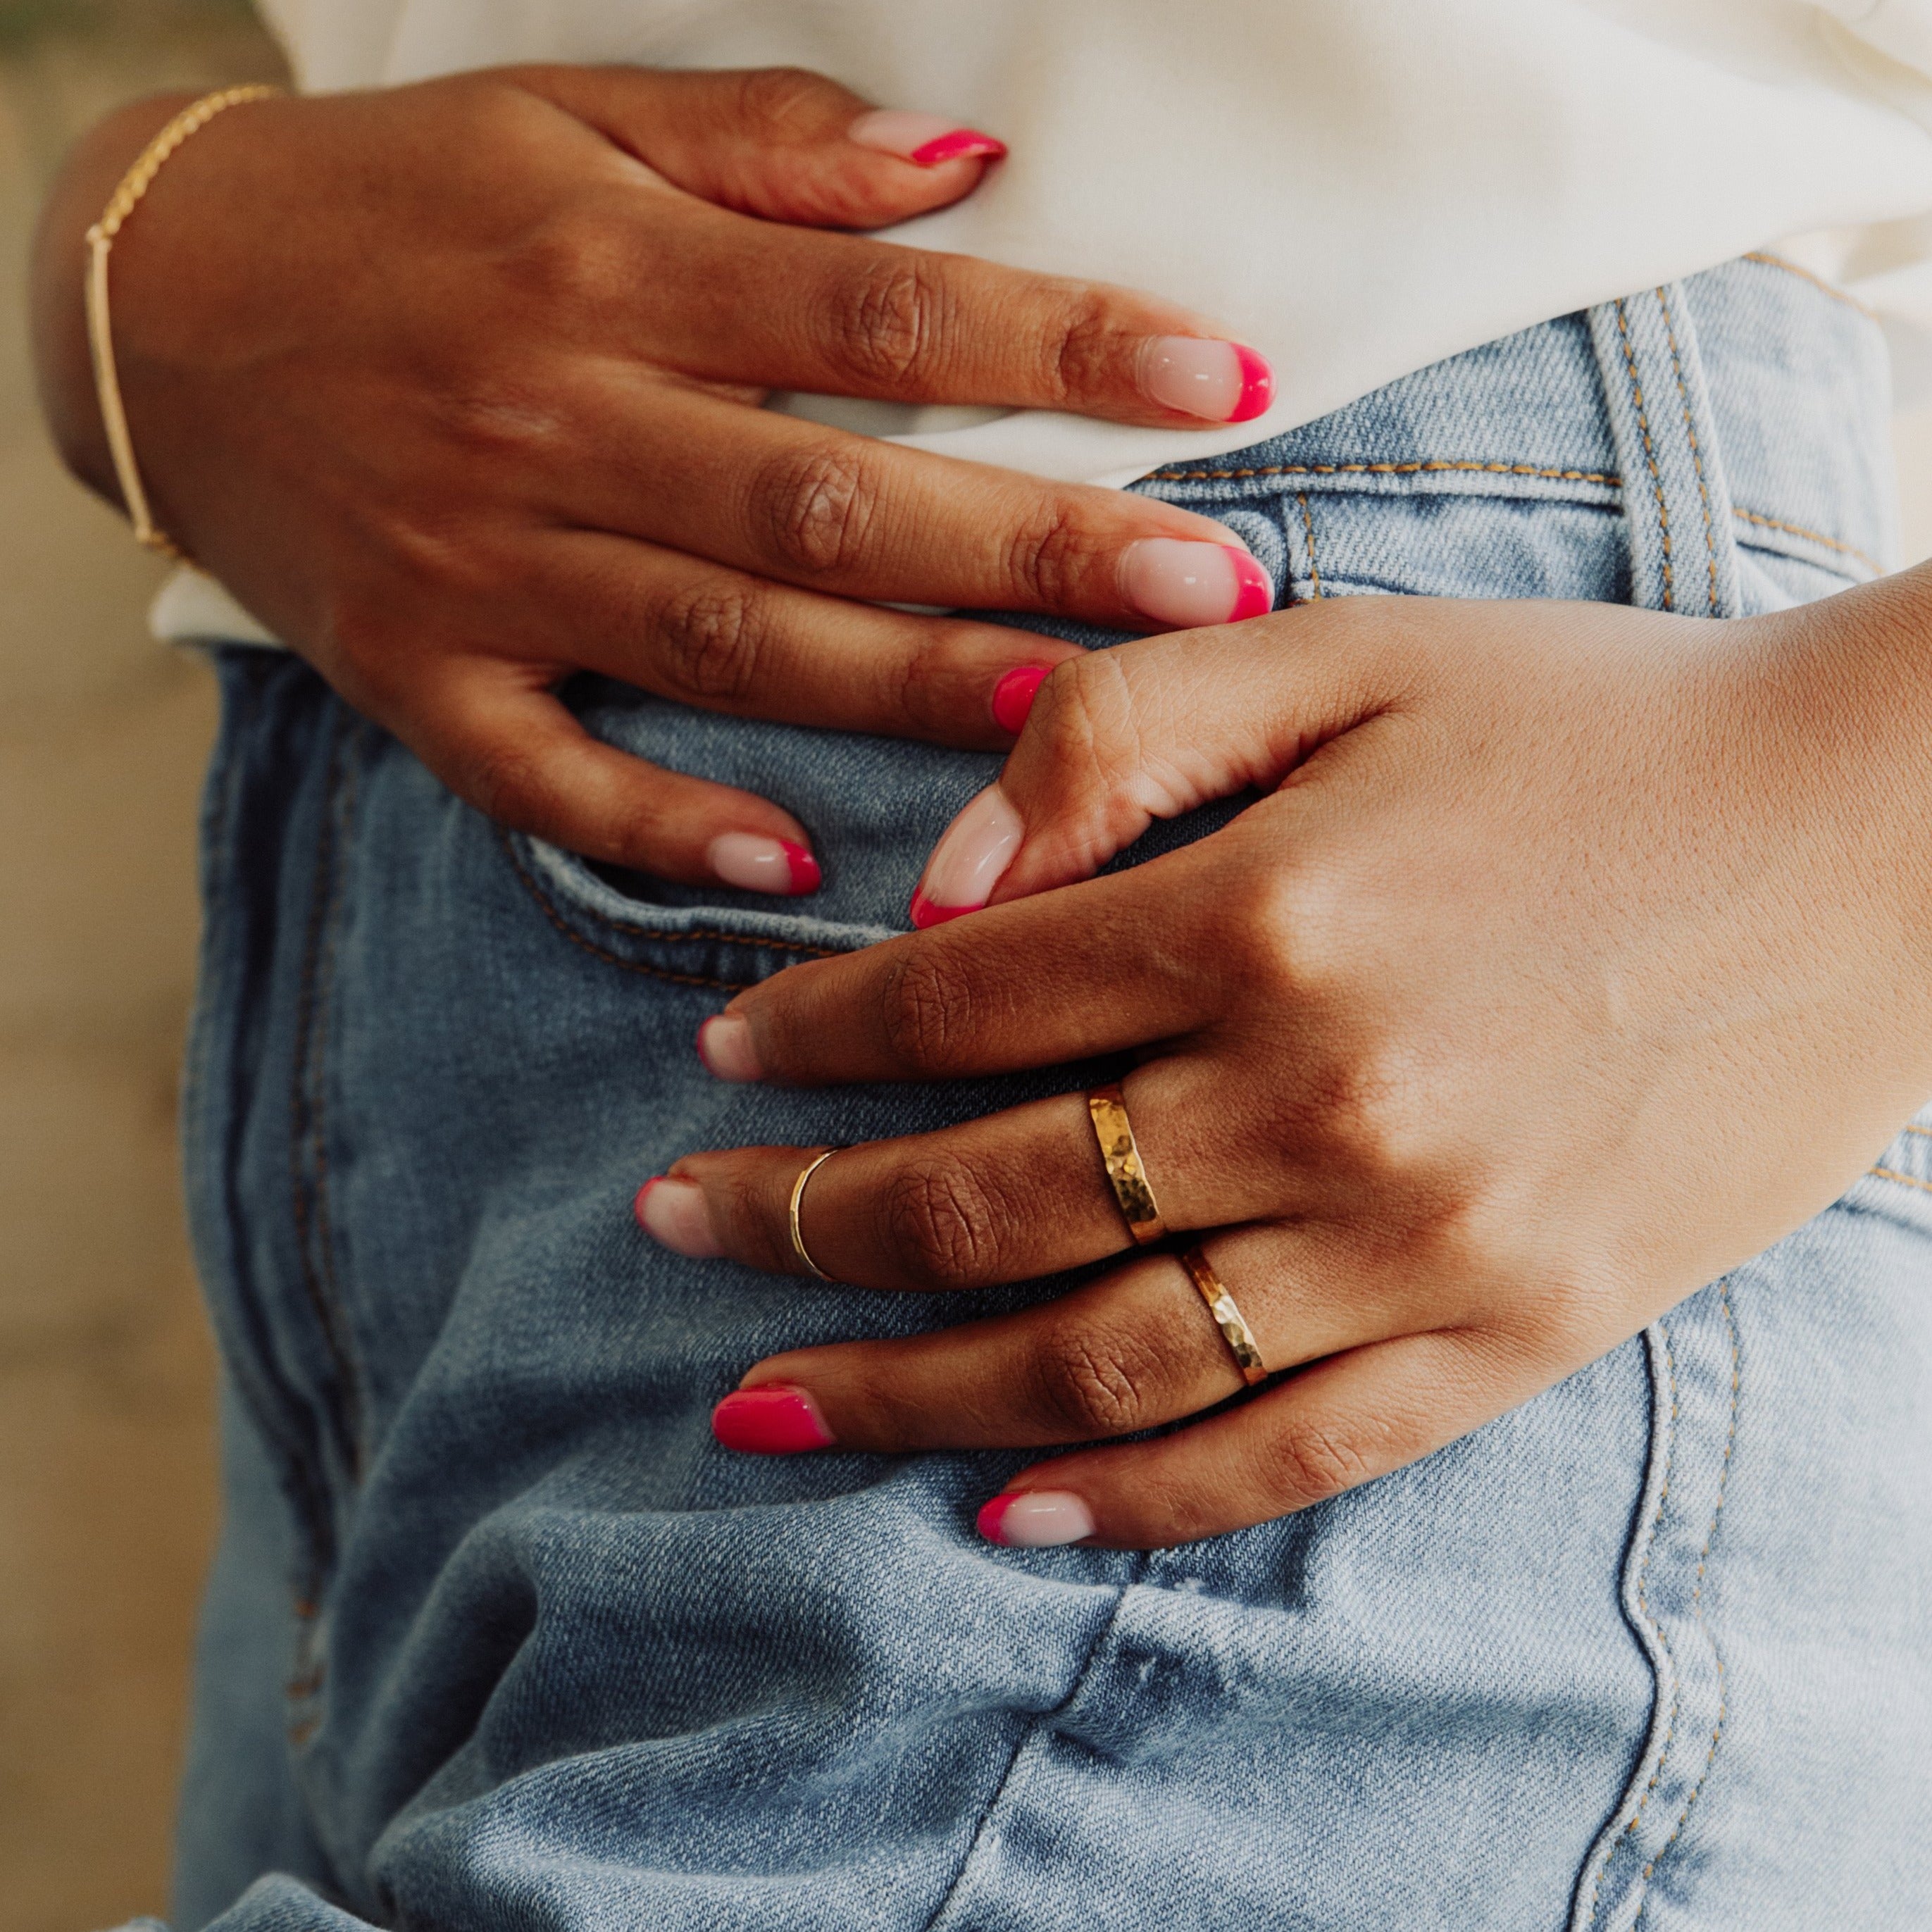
[
  {"left": 653, "top": 577, "right": 1932, "bottom": 1546},
  {"left": 31, "top": 64, "right": 1260, "bottom": 878},
  {"left": 37, "top": 58, "right": 1932, "bottom": 1550}
]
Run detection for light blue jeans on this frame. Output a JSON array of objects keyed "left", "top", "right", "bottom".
[{"left": 166, "top": 258, "right": 1932, "bottom": 1932}]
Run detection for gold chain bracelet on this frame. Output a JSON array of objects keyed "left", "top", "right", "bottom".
[{"left": 84, "top": 83, "right": 282, "bottom": 561}]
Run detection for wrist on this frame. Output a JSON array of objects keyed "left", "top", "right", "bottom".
[{"left": 30, "top": 92, "right": 198, "bottom": 509}]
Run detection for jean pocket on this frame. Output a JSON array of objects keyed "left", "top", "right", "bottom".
[{"left": 503, "top": 828, "right": 895, "bottom": 993}]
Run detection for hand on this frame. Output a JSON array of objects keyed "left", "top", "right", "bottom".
[
  {"left": 635, "top": 574, "right": 1932, "bottom": 1546},
  {"left": 32, "top": 66, "right": 1273, "bottom": 883}
]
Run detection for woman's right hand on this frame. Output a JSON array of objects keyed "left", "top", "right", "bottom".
[{"left": 32, "top": 65, "right": 1274, "bottom": 887}]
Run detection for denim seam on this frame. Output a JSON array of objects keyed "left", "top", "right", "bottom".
[
  {"left": 1730, "top": 506, "right": 1881, "bottom": 578},
  {"left": 1659, "top": 287, "right": 1721, "bottom": 617},
  {"left": 1614, "top": 297, "right": 1676, "bottom": 613},
  {"left": 1870, "top": 1163, "right": 1932, "bottom": 1196},
  {"left": 1147, "top": 457, "right": 1621, "bottom": 485},
  {"left": 921, "top": 1561, "right": 1148, "bottom": 1932},
  {"left": 1633, "top": 1285, "right": 1739, "bottom": 1927},
  {"left": 288, "top": 713, "right": 365, "bottom": 1484},
  {"left": 504, "top": 833, "right": 759, "bottom": 988},
  {"left": 503, "top": 833, "right": 845, "bottom": 961},
  {"left": 1296, "top": 491, "right": 1322, "bottom": 599},
  {"left": 1580, "top": 1320, "right": 1684, "bottom": 1931},
  {"left": 192, "top": 665, "right": 344, "bottom": 1617}
]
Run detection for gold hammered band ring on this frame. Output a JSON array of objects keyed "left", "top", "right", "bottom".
[
  {"left": 1179, "top": 1247, "right": 1270, "bottom": 1386},
  {"left": 1086, "top": 1080, "right": 1166, "bottom": 1245},
  {"left": 788, "top": 1147, "right": 843, "bottom": 1282}
]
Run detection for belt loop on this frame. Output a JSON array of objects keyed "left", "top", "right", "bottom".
[{"left": 1587, "top": 285, "right": 1741, "bottom": 620}]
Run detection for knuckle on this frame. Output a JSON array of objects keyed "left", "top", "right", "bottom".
[
  {"left": 1031, "top": 1320, "right": 1161, "bottom": 1440},
  {"left": 462, "top": 737, "right": 554, "bottom": 833},
  {"left": 730, "top": 66, "right": 839, "bottom": 133},
  {"left": 876, "top": 949, "right": 973, "bottom": 1075},
  {"left": 826, "top": 253, "right": 950, "bottom": 391},
  {"left": 1270, "top": 1424, "right": 1376, "bottom": 1507},
  {"left": 647, "top": 575, "right": 770, "bottom": 703},
  {"left": 878, "top": 1154, "right": 1007, "bottom": 1289},
  {"left": 1042, "top": 289, "right": 1122, "bottom": 408},
  {"left": 499, "top": 201, "right": 634, "bottom": 318},
  {"left": 1001, "top": 496, "right": 1093, "bottom": 610},
  {"left": 747, "top": 438, "right": 880, "bottom": 579}
]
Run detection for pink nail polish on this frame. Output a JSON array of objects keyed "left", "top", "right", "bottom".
[
  {"left": 697, "top": 1014, "right": 761, "bottom": 1083},
  {"left": 1140, "top": 337, "right": 1277, "bottom": 424},
  {"left": 976, "top": 1490, "right": 1097, "bottom": 1547},
  {"left": 991, "top": 664, "right": 1050, "bottom": 736},
  {"left": 1118, "top": 538, "right": 1272, "bottom": 630},
  {"left": 849, "top": 110, "right": 1006, "bottom": 167},
  {"left": 713, "top": 1385, "right": 835, "bottom": 1454},
  {"left": 634, "top": 1176, "right": 723, "bottom": 1258},
  {"left": 908, "top": 784, "right": 1024, "bottom": 928},
  {"left": 707, "top": 832, "right": 821, "bottom": 895}
]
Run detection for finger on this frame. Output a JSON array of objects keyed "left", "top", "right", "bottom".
[
  {"left": 628, "top": 214, "right": 1275, "bottom": 429},
  {"left": 709, "top": 1224, "right": 1416, "bottom": 1457},
  {"left": 521, "top": 64, "right": 1009, "bottom": 230},
  {"left": 649, "top": 1043, "right": 1326, "bottom": 1290},
  {"left": 402, "top": 663, "right": 822, "bottom": 885},
  {"left": 983, "top": 1328, "right": 1534, "bottom": 1549},
  {"left": 561, "top": 384, "right": 1273, "bottom": 629},
  {"left": 909, "top": 611, "right": 1411, "bottom": 919},
  {"left": 521, "top": 532, "right": 1085, "bottom": 749},
  {"left": 702, "top": 844, "right": 1234, "bottom": 1089}
]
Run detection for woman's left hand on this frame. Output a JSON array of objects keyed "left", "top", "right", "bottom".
[{"left": 637, "top": 576, "right": 1932, "bottom": 1547}]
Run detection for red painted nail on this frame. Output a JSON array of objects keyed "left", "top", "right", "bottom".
[
  {"left": 908, "top": 128, "right": 1006, "bottom": 167},
  {"left": 976, "top": 1490, "right": 1096, "bottom": 1547},
  {"left": 976, "top": 1494, "right": 1019, "bottom": 1544},
  {"left": 1230, "top": 549, "right": 1273, "bottom": 620},
  {"left": 712, "top": 1385, "right": 834, "bottom": 1454},
  {"left": 991, "top": 664, "right": 1050, "bottom": 736},
  {"left": 782, "top": 840, "right": 822, "bottom": 894},
  {"left": 909, "top": 887, "right": 978, "bottom": 930},
  {"left": 1230, "top": 345, "right": 1276, "bottom": 423}
]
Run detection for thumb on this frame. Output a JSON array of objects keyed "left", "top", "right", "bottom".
[
  {"left": 519, "top": 65, "right": 1005, "bottom": 229},
  {"left": 907, "top": 613, "right": 1392, "bottom": 928}
]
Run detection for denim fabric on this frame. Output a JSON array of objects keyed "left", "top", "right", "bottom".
[{"left": 166, "top": 256, "right": 1932, "bottom": 1932}]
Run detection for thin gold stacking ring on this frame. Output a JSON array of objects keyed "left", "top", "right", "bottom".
[
  {"left": 788, "top": 1147, "right": 844, "bottom": 1281},
  {"left": 1179, "top": 1247, "right": 1270, "bottom": 1386},
  {"left": 1086, "top": 1080, "right": 1166, "bottom": 1245}
]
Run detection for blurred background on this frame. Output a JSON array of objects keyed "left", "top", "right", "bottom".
[{"left": 4, "top": 10, "right": 1932, "bottom": 1931}]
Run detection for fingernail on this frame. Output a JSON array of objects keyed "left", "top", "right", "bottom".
[
  {"left": 1119, "top": 538, "right": 1272, "bottom": 629},
  {"left": 1140, "top": 337, "right": 1276, "bottom": 423},
  {"left": 697, "top": 1014, "right": 761, "bottom": 1083},
  {"left": 909, "top": 783, "right": 1023, "bottom": 928},
  {"left": 712, "top": 1385, "right": 835, "bottom": 1454},
  {"left": 707, "top": 832, "right": 821, "bottom": 895},
  {"left": 977, "top": 1490, "right": 1096, "bottom": 1548},
  {"left": 991, "top": 663, "right": 1050, "bottom": 736},
  {"left": 849, "top": 110, "right": 1006, "bottom": 167},
  {"left": 633, "top": 1176, "right": 723, "bottom": 1258}
]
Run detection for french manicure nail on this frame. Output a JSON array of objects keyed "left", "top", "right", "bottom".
[
  {"left": 1119, "top": 538, "right": 1273, "bottom": 629},
  {"left": 697, "top": 1014, "right": 761, "bottom": 1083},
  {"left": 991, "top": 663, "right": 1050, "bottom": 736},
  {"left": 712, "top": 1385, "right": 835, "bottom": 1454},
  {"left": 633, "top": 1176, "right": 723, "bottom": 1258},
  {"left": 977, "top": 1490, "right": 1097, "bottom": 1548},
  {"left": 849, "top": 110, "right": 1006, "bottom": 167},
  {"left": 1140, "top": 337, "right": 1276, "bottom": 423},
  {"left": 909, "top": 784, "right": 1023, "bottom": 929},
  {"left": 707, "top": 832, "right": 821, "bottom": 895}
]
